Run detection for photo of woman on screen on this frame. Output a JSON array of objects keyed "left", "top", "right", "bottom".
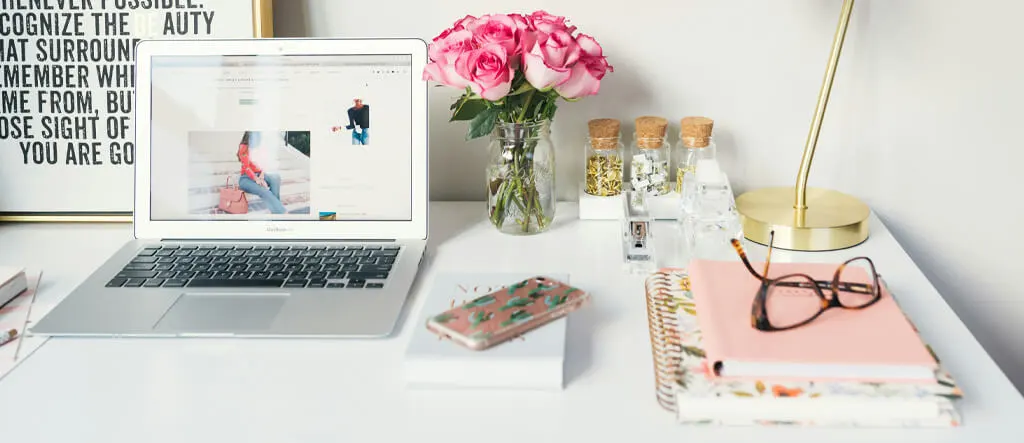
[
  {"left": 236, "top": 131, "right": 286, "bottom": 214},
  {"left": 346, "top": 98, "right": 370, "bottom": 145},
  {"left": 332, "top": 98, "right": 370, "bottom": 145}
]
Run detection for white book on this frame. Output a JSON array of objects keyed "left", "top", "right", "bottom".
[
  {"left": 403, "top": 272, "right": 568, "bottom": 390},
  {"left": 0, "top": 266, "right": 28, "bottom": 308}
]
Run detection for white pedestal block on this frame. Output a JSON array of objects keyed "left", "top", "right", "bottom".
[{"left": 577, "top": 182, "right": 680, "bottom": 221}]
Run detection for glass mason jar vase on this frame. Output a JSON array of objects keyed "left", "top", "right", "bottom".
[{"left": 486, "top": 120, "right": 556, "bottom": 235}]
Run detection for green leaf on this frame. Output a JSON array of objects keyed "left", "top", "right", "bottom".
[
  {"left": 544, "top": 294, "right": 568, "bottom": 310},
  {"left": 467, "top": 107, "right": 500, "bottom": 140},
  {"left": 507, "top": 82, "right": 534, "bottom": 96},
  {"left": 545, "top": 102, "right": 559, "bottom": 120},
  {"left": 432, "top": 312, "right": 456, "bottom": 323},
  {"left": 499, "top": 296, "right": 534, "bottom": 311},
  {"left": 500, "top": 309, "right": 533, "bottom": 327},
  {"left": 468, "top": 310, "right": 493, "bottom": 327},
  {"left": 508, "top": 280, "right": 529, "bottom": 294},
  {"left": 680, "top": 345, "right": 706, "bottom": 358},
  {"left": 450, "top": 98, "right": 488, "bottom": 121},
  {"left": 462, "top": 295, "right": 496, "bottom": 309}
]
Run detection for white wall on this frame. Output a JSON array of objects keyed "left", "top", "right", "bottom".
[{"left": 273, "top": 0, "right": 1024, "bottom": 390}]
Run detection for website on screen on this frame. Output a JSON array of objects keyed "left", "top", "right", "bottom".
[{"left": 147, "top": 54, "right": 413, "bottom": 221}]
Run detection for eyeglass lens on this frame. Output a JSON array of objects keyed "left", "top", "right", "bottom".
[
  {"left": 766, "top": 275, "right": 822, "bottom": 329},
  {"left": 835, "top": 257, "right": 877, "bottom": 307}
]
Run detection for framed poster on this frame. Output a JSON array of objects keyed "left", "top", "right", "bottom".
[{"left": 0, "top": 0, "right": 274, "bottom": 222}]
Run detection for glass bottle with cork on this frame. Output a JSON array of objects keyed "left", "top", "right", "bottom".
[
  {"left": 584, "top": 118, "right": 624, "bottom": 197},
  {"left": 673, "top": 116, "right": 716, "bottom": 195},
  {"left": 629, "top": 116, "right": 670, "bottom": 196}
]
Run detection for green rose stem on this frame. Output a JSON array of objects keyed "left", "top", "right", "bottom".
[
  {"left": 487, "top": 89, "right": 550, "bottom": 233},
  {"left": 518, "top": 90, "right": 535, "bottom": 122}
]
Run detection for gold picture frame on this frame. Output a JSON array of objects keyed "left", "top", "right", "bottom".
[{"left": 0, "top": 0, "right": 275, "bottom": 223}]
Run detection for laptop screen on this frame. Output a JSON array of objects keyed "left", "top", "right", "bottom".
[{"left": 147, "top": 54, "right": 413, "bottom": 222}]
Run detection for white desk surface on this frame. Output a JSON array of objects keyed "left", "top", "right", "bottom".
[{"left": 0, "top": 202, "right": 1021, "bottom": 442}]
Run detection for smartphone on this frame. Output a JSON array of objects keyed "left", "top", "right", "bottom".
[{"left": 425, "top": 276, "right": 590, "bottom": 351}]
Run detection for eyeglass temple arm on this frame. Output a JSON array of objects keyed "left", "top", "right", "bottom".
[
  {"left": 761, "top": 231, "right": 774, "bottom": 276},
  {"left": 730, "top": 238, "right": 765, "bottom": 280}
]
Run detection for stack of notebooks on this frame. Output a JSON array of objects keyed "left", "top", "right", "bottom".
[{"left": 643, "top": 260, "right": 963, "bottom": 427}]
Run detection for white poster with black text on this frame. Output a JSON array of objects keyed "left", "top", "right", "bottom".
[{"left": 0, "top": 0, "right": 266, "bottom": 215}]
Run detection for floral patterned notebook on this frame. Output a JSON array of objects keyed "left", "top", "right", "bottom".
[{"left": 644, "top": 268, "right": 963, "bottom": 427}]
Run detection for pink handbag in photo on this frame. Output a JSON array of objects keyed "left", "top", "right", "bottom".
[{"left": 218, "top": 176, "right": 248, "bottom": 214}]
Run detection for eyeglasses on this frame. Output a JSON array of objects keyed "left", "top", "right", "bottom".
[{"left": 731, "top": 231, "right": 882, "bottom": 332}]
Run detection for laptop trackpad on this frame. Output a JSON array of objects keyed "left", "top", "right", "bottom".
[{"left": 152, "top": 293, "right": 287, "bottom": 333}]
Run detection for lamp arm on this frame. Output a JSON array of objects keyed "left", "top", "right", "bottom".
[{"left": 794, "top": 0, "right": 855, "bottom": 210}]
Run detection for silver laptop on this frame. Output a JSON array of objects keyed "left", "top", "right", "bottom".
[{"left": 30, "top": 38, "right": 430, "bottom": 338}]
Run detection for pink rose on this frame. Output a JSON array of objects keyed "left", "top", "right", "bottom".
[
  {"left": 433, "top": 27, "right": 455, "bottom": 41},
  {"left": 555, "top": 34, "right": 614, "bottom": 99},
  {"left": 452, "top": 14, "right": 477, "bottom": 30},
  {"left": 528, "top": 10, "right": 576, "bottom": 36},
  {"left": 555, "top": 55, "right": 613, "bottom": 99},
  {"left": 423, "top": 29, "right": 474, "bottom": 88},
  {"left": 454, "top": 43, "right": 513, "bottom": 101},
  {"left": 467, "top": 14, "right": 520, "bottom": 56},
  {"left": 428, "top": 28, "right": 474, "bottom": 64},
  {"left": 575, "top": 33, "right": 604, "bottom": 58},
  {"left": 522, "top": 30, "right": 581, "bottom": 90},
  {"left": 509, "top": 13, "right": 530, "bottom": 31},
  {"left": 507, "top": 13, "right": 535, "bottom": 53}
]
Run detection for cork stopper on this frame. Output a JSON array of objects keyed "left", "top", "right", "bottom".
[
  {"left": 635, "top": 116, "right": 668, "bottom": 149},
  {"left": 680, "top": 116, "right": 714, "bottom": 148},
  {"left": 588, "top": 118, "right": 620, "bottom": 150}
]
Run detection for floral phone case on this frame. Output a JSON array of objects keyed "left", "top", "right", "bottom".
[{"left": 425, "top": 276, "right": 589, "bottom": 351}]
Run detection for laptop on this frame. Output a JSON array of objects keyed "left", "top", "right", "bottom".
[{"left": 30, "top": 38, "right": 430, "bottom": 338}]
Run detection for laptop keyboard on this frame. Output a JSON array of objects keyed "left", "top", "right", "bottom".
[{"left": 105, "top": 244, "right": 400, "bottom": 289}]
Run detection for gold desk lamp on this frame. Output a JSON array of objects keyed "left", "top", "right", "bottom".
[{"left": 735, "top": 0, "right": 870, "bottom": 251}]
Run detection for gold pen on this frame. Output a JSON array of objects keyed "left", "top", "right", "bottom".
[{"left": 0, "top": 329, "right": 18, "bottom": 348}]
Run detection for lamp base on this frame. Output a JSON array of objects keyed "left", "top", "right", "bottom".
[{"left": 735, "top": 187, "right": 870, "bottom": 251}]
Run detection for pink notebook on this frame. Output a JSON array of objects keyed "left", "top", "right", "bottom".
[{"left": 690, "top": 259, "right": 937, "bottom": 383}]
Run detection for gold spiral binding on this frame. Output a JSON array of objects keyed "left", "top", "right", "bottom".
[{"left": 644, "top": 268, "right": 687, "bottom": 412}]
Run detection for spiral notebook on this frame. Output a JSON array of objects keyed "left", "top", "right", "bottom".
[{"left": 643, "top": 268, "right": 963, "bottom": 427}]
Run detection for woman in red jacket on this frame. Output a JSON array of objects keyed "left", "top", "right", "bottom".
[{"left": 236, "top": 131, "right": 286, "bottom": 214}]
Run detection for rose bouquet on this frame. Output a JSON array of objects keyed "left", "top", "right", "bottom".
[{"left": 423, "top": 10, "right": 613, "bottom": 234}]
